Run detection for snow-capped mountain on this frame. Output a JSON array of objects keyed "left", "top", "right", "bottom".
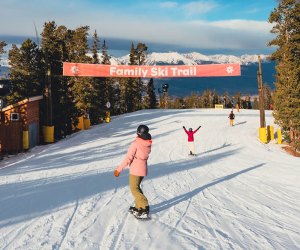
[
  {"left": 0, "top": 58, "right": 9, "bottom": 67},
  {"left": 110, "top": 52, "right": 269, "bottom": 66},
  {"left": 1, "top": 51, "right": 269, "bottom": 68}
]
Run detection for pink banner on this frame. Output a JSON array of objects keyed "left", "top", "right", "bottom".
[{"left": 63, "top": 62, "right": 240, "bottom": 78}]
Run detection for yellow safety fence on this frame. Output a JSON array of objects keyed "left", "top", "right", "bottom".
[{"left": 259, "top": 126, "right": 282, "bottom": 144}]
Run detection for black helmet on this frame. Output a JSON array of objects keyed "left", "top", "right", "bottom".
[
  {"left": 189, "top": 128, "right": 192, "bottom": 132},
  {"left": 137, "top": 125, "right": 149, "bottom": 135}
]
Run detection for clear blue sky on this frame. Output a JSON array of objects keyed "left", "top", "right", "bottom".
[{"left": 0, "top": 0, "right": 278, "bottom": 54}]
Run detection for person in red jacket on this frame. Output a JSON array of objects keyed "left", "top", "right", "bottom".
[
  {"left": 183, "top": 125, "right": 201, "bottom": 156},
  {"left": 114, "top": 125, "right": 152, "bottom": 219}
]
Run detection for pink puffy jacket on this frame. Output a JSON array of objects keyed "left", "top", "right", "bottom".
[{"left": 117, "top": 137, "right": 152, "bottom": 176}]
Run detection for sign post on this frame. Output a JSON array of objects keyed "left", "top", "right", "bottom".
[
  {"left": 257, "top": 55, "right": 267, "bottom": 143},
  {"left": 105, "top": 101, "right": 111, "bottom": 123}
]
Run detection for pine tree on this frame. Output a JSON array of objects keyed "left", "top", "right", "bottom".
[
  {"left": 222, "top": 92, "right": 230, "bottom": 108},
  {"left": 124, "top": 42, "right": 138, "bottom": 112},
  {"left": 118, "top": 77, "right": 129, "bottom": 113},
  {"left": 41, "top": 21, "right": 79, "bottom": 138},
  {"left": 101, "top": 40, "right": 111, "bottom": 65},
  {"left": 7, "top": 39, "right": 44, "bottom": 104},
  {"left": 212, "top": 91, "right": 220, "bottom": 106},
  {"left": 89, "top": 30, "right": 105, "bottom": 124},
  {"left": 202, "top": 90, "right": 212, "bottom": 108},
  {"left": 135, "top": 43, "right": 147, "bottom": 109},
  {"left": 101, "top": 40, "right": 114, "bottom": 114},
  {"left": 185, "top": 93, "right": 199, "bottom": 108},
  {"left": 68, "top": 26, "right": 94, "bottom": 119},
  {"left": 253, "top": 97, "right": 259, "bottom": 110},
  {"left": 144, "top": 78, "right": 157, "bottom": 109},
  {"left": 263, "top": 84, "right": 273, "bottom": 110},
  {"left": 122, "top": 42, "right": 148, "bottom": 112},
  {"left": 91, "top": 30, "right": 100, "bottom": 64},
  {"left": 268, "top": 0, "right": 300, "bottom": 150},
  {"left": 245, "top": 94, "right": 252, "bottom": 109}
]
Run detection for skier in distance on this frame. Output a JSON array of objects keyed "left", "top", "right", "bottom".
[
  {"left": 183, "top": 125, "right": 201, "bottom": 156},
  {"left": 228, "top": 110, "right": 235, "bottom": 126}
]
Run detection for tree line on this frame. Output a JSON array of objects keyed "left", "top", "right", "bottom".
[
  {"left": 0, "top": 21, "right": 157, "bottom": 139},
  {"left": 162, "top": 86, "right": 273, "bottom": 110}
]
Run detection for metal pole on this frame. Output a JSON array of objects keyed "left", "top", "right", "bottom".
[
  {"left": 46, "top": 66, "right": 53, "bottom": 126},
  {"left": 257, "top": 55, "right": 266, "bottom": 128}
]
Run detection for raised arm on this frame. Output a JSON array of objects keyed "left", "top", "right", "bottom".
[
  {"left": 193, "top": 126, "right": 201, "bottom": 134},
  {"left": 183, "top": 126, "right": 188, "bottom": 134}
]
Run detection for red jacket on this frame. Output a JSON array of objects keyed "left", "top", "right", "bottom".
[{"left": 184, "top": 127, "right": 200, "bottom": 142}]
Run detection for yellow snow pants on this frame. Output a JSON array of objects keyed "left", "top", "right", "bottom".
[{"left": 129, "top": 174, "right": 149, "bottom": 209}]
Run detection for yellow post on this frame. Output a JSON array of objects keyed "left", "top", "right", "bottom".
[
  {"left": 267, "top": 125, "right": 274, "bottom": 141},
  {"left": 269, "top": 126, "right": 274, "bottom": 140},
  {"left": 43, "top": 126, "right": 54, "bottom": 143},
  {"left": 83, "top": 118, "right": 90, "bottom": 129},
  {"left": 259, "top": 127, "right": 267, "bottom": 144},
  {"left": 77, "top": 116, "right": 84, "bottom": 130},
  {"left": 105, "top": 111, "right": 111, "bottom": 123},
  {"left": 277, "top": 129, "right": 282, "bottom": 144},
  {"left": 23, "top": 131, "right": 29, "bottom": 150}
]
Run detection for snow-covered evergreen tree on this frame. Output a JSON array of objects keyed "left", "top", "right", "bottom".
[
  {"left": 7, "top": 39, "right": 44, "bottom": 104},
  {"left": 268, "top": 0, "right": 300, "bottom": 150}
]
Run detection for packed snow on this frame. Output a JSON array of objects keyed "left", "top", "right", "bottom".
[{"left": 0, "top": 109, "right": 300, "bottom": 250}]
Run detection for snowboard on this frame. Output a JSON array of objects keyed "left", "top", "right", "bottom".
[
  {"left": 133, "top": 213, "right": 151, "bottom": 220},
  {"left": 129, "top": 209, "right": 151, "bottom": 220}
]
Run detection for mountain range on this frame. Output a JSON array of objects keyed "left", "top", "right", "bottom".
[
  {"left": 0, "top": 52, "right": 276, "bottom": 97},
  {"left": 110, "top": 52, "right": 275, "bottom": 97}
]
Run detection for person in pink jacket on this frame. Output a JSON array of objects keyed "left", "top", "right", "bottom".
[
  {"left": 183, "top": 125, "right": 201, "bottom": 156},
  {"left": 114, "top": 125, "right": 152, "bottom": 219}
]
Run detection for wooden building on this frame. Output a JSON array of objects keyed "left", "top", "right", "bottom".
[{"left": 0, "top": 96, "right": 43, "bottom": 155}]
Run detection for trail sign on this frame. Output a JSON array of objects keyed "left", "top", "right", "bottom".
[{"left": 63, "top": 63, "right": 241, "bottom": 78}]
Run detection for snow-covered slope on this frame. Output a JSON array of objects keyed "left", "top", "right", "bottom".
[{"left": 0, "top": 109, "right": 299, "bottom": 249}]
